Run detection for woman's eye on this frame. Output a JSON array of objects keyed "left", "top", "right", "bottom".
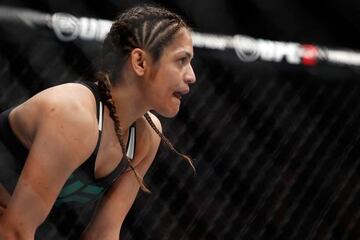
[{"left": 179, "top": 58, "right": 187, "bottom": 65}]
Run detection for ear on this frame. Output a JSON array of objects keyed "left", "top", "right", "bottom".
[{"left": 130, "top": 48, "right": 148, "bottom": 77}]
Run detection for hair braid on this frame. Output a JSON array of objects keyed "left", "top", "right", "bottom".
[
  {"left": 95, "top": 72, "right": 151, "bottom": 193},
  {"left": 144, "top": 112, "right": 195, "bottom": 174},
  {"left": 91, "top": 4, "right": 194, "bottom": 192}
]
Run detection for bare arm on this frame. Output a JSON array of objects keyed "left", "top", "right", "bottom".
[
  {"left": 81, "top": 113, "right": 162, "bottom": 240},
  {"left": 0, "top": 184, "right": 10, "bottom": 217},
  {"left": 0, "top": 96, "right": 98, "bottom": 239}
]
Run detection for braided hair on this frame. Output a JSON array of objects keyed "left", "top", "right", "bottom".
[{"left": 92, "top": 4, "right": 194, "bottom": 192}]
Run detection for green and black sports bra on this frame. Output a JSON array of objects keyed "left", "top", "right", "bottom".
[{"left": 0, "top": 81, "right": 136, "bottom": 207}]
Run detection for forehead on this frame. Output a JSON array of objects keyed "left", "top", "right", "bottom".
[{"left": 162, "top": 28, "right": 193, "bottom": 57}]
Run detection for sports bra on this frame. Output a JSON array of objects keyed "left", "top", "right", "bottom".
[{"left": 0, "top": 81, "right": 136, "bottom": 207}]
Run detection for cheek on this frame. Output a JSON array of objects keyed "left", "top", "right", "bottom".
[
  {"left": 156, "top": 83, "right": 174, "bottom": 102},
  {"left": 146, "top": 80, "right": 171, "bottom": 104},
  {"left": 155, "top": 73, "right": 176, "bottom": 94},
  {"left": 148, "top": 65, "right": 180, "bottom": 99}
]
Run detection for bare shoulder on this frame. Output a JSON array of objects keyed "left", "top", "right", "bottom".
[
  {"left": 11, "top": 83, "right": 99, "bottom": 164},
  {"left": 33, "top": 83, "right": 96, "bottom": 113},
  {"left": 136, "top": 112, "right": 162, "bottom": 141},
  {"left": 133, "top": 112, "right": 162, "bottom": 161},
  {"left": 145, "top": 112, "right": 162, "bottom": 134},
  {"left": 14, "top": 83, "right": 97, "bottom": 125}
]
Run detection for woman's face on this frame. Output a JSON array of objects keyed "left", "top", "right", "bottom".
[{"left": 144, "top": 27, "right": 196, "bottom": 118}]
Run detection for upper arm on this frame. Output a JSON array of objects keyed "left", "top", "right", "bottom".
[
  {"left": 82, "top": 113, "right": 162, "bottom": 239},
  {"left": 2, "top": 97, "right": 98, "bottom": 234}
]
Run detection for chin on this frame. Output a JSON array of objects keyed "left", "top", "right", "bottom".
[{"left": 156, "top": 108, "right": 180, "bottom": 118}]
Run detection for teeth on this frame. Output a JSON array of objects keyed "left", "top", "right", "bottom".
[{"left": 174, "top": 92, "right": 181, "bottom": 99}]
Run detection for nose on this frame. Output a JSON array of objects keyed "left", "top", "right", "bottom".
[{"left": 184, "top": 64, "right": 196, "bottom": 84}]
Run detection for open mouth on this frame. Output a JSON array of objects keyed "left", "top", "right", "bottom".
[
  {"left": 173, "top": 88, "right": 189, "bottom": 100},
  {"left": 173, "top": 92, "right": 182, "bottom": 100}
]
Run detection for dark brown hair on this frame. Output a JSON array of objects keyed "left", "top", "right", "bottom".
[{"left": 92, "top": 4, "right": 194, "bottom": 192}]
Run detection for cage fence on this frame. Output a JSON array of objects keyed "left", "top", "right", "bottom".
[{"left": 0, "top": 5, "right": 360, "bottom": 240}]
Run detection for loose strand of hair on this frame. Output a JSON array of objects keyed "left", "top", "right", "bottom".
[
  {"left": 106, "top": 98, "right": 151, "bottom": 193},
  {"left": 96, "top": 73, "right": 151, "bottom": 193},
  {"left": 144, "top": 112, "right": 196, "bottom": 174}
]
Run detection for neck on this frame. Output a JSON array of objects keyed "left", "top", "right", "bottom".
[{"left": 108, "top": 81, "right": 149, "bottom": 130}]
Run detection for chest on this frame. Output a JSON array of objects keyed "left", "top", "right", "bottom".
[
  {"left": 54, "top": 117, "right": 134, "bottom": 207},
  {"left": 94, "top": 113, "right": 135, "bottom": 179}
]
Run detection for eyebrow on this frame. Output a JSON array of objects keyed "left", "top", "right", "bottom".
[
  {"left": 185, "top": 52, "right": 193, "bottom": 58},
  {"left": 174, "top": 49, "right": 194, "bottom": 59},
  {"left": 183, "top": 51, "right": 193, "bottom": 59}
]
